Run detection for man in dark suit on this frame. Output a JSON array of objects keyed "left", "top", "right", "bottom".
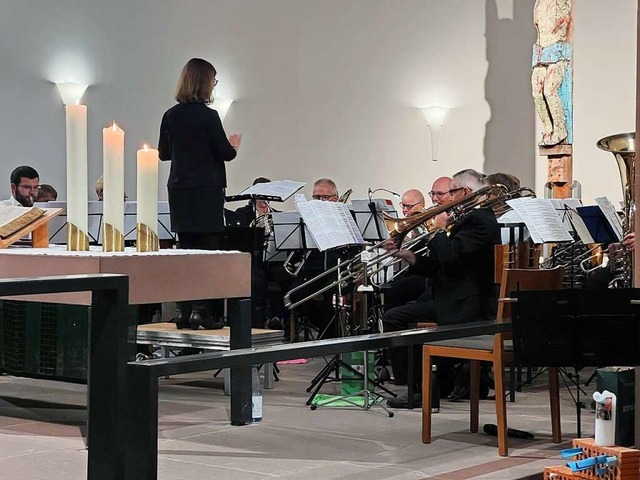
[{"left": 383, "top": 169, "right": 500, "bottom": 408}]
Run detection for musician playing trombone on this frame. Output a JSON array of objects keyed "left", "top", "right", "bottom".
[
  {"left": 384, "top": 169, "right": 501, "bottom": 409},
  {"left": 286, "top": 178, "right": 346, "bottom": 338},
  {"left": 383, "top": 181, "right": 452, "bottom": 316}
]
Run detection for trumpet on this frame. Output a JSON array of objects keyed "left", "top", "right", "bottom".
[{"left": 284, "top": 184, "right": 511, "bottom": 309}]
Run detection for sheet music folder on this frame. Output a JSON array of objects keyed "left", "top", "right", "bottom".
[
  {"left": 576, "top": 205, "right": 619, "bottom": 243},
  {"left": 225, "top": 179, "right": 306, "bottom": 203}
]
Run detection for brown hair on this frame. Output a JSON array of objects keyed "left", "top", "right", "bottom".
[{"left": 175, "top": 58, "right": 217, "bottom": 104}]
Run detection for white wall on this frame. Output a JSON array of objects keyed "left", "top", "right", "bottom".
[{"left": 0, "top": 0, "right": 635, "bottom": 208}]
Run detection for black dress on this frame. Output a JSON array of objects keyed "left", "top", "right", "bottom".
[{"left": 158, "top": 102, "right": 237, "bottom": 233}]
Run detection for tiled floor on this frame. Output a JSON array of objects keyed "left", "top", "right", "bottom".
[{"left": 0, "top": 360, "right": 596, "bottom": 479}]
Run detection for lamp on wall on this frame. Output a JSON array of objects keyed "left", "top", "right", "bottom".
[
  {"left": 421, "top": 106, "right": 451, "bottom": 162},
  {"left": 211, "top": 97, "right": 234, "bottom": 122},
  {"left": 56, "top": 82, "right": 88, "bottom": 105},
  {"left": 56, "top": 82, "right": 90, "bottom": 250}
]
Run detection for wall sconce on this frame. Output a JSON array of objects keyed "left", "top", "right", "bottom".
[
  {"left": 421, "top": 106, "right": 451, "bottom": 162},
  {"left": 211, "top": 97, "right": 234, "bottom": 122},
  {"left": 56, "top": 82, "right": 89, "bottom": 105}
]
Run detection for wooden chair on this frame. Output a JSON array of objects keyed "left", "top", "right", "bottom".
[{"left": 421, "top": 267, "right": 565, "bottom": 456}]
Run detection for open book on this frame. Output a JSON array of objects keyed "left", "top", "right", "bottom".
[{"left": 0, "top": 205, "right": 45, "bottom": 238}]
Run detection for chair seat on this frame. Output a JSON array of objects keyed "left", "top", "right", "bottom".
[{"left": 426, "top": 335, "right": 512, "bottom": 352}]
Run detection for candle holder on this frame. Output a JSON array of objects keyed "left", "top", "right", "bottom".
[
  {"left": 136, "top": 223, "right": 159, "bottom": 252},
  {"left": 103, "top": 223, "right": 125, "bottom": 252}
]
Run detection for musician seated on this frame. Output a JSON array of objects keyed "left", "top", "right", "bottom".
[
  {"left": 35, "top": 184, "right": 58, "bottom": 202},
  {"left": 383, "top": 169, "right": 500, "bottom": 408},
  {"left": 287, "top": 178, "right": 346, "bottom": 338},
  {"left": 383, "top": 182, "right": 451, "bottom": 315},
  {"left": 235, "top": 176, "right": 272, "bottom": 226}
]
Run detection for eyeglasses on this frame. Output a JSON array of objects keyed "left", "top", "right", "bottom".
[
  {"left": 213, "top": 79, "right": 219, "bottom": 87},
  {"left": 312, "top": 194, "right": 337, "bottom": 201},
  {"left": 400, "top": 202, "right": 423, "bottom": 210},
  {"left": 17, "top": 184, "right": 39, "bottom": 192},
  {"left": 428, "top": 190, "right": 450, "bottom": 198},
  {"left": 448, "top": 187, "right": 466, "bottom": 195}
]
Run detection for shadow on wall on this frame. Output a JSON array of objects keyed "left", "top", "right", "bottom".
[{"left": 484, "top": 0, "right": 537, "bottom": 186}]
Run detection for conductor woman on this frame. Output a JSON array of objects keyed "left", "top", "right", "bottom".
[{"left": 159, "top": 57, "right": 242, "bottom": 329}]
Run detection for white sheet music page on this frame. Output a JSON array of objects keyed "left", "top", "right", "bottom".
[
  {"left": 595, "top": 196, "right": 624, "bottom": 241},
  {"left": 239, "top": 179, "right": 306, "bottom": 201},
  {"left": 506, "top": 197, "right": 573, "bottom": 243},
  {"left": 295, "top": 195, "right": 364, "bottom": 251}
]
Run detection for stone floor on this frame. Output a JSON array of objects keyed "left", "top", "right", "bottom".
[{"left": 0, "top": 359, "right": 597, "bottom": 480}]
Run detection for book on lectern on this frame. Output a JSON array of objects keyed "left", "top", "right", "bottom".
[{"left": 0, "top": 205, "right": 45, "bottom": 238}]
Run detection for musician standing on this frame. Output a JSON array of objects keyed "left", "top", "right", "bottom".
[
  {"left": 158, "top": 57, "right": 242, "bottom": 330},
  {"left": 384, "top": 169, "right": 500, "bottom": 408}
]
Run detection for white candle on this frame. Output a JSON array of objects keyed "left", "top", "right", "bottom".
[
  {"left": 102, "top": 122, "right": 125, "bottom": 251},
  {"left": 65, "top": 104, "right": 89, "bottom": 250},
  {"left": 136, "top": 144, "right": 159, "bottom": 251}
]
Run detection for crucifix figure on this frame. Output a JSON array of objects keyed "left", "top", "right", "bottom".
[{"left": 531, "top": 0, "right": 572, "bottom": 147}]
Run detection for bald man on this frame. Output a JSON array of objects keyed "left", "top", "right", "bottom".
[
  {"left": 428, "top": 177, "right": 452, "bottom": 206},
  {"left": 400, "top": 189, "right": 425, "bottom": 217}
]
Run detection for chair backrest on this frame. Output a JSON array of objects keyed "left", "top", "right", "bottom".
[{"left": 496, "top": 267, "right": 565, "bottom": 321}]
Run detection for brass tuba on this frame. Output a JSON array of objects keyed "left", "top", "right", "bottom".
[{"left": 596, "top": 132, "right": 635, "bottom": 287}]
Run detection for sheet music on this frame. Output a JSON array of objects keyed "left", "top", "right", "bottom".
[
  {"left": 506, "top": 197, "right": 573, "bottom": 243},
  {"left": 595, "top": 196, "right": 624, "bottom": 241},
  {"left": 238, "top": 179, "right": 306, "bottom": 201},
  {"left": 295, "top": 196, "right": 365, "bottom": 251}
]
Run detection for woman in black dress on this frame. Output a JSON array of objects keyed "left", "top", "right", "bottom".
[{"left": 159, "top": 57, "right": 242, "bottom": 329}]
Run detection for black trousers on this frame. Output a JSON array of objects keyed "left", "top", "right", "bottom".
[
  {"left": 383, "top": 299, "right": 436, "bottom": 385},
  {"left": 177, "top": 232, "right": 223, "bottom": 316}
]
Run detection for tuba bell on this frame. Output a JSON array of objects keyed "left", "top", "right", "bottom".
[{"left": 596, "top": 132, "right": 635, "bottom": 287}]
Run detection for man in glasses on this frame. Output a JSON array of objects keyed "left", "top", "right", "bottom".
[
  {"left": 428, "top": 176, "right": 453, "bottom": 207},
  {"left": 1, "top": 166, "right": 40, "bottom": 207},
  {"left": 312, "top": 178, "right": 339, "bottom": 202},
  {"left": 385, "top": 169, "right": 500, "bottom": 408},
  {"left": 400, "top": 189, "right": 425, "bottom": 217}
]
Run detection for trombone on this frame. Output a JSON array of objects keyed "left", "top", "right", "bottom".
[{"left": 284, "top": 184, "right": 512, "bottom": 309}]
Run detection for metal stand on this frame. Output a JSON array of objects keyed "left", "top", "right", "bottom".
[{"left": 307, "top": 257, "right": 395, "bottom": 416}]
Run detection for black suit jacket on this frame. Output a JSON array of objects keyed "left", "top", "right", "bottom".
[{"left": 410, "top": 207, "right": 500, "bottom": 325}]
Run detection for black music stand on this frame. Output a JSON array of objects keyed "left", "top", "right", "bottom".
[
  {"left": 351, "top": 199, "right": 397, "bottom": 242},
  {"left": 512, "top": 289, "right": 640, "bottom": 436}
]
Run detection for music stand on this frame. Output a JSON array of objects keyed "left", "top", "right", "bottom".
[
  {"left": 512, "top": 288, "right": 640, "bottom": 436},
  {"left": 351, "top": 199, "right": 397, "bottom": 242},
  {"left": 35, "top": 201, "right": 104, "bottom": 245},
  {"left": 576, "top": 205, "right": 620, "bottom": 243}
]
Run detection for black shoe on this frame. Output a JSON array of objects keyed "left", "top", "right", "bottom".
[
  {"left": 190, "top": 311, "right": 225, "bottom": 330},
  {"left": 387, "top": 392, "right": 422, "bottom": 409},
  {"left": 446, "top": 384, "right": 490, "bottom": 402},
  {"left": 447, "top": 385, "right": 470, "bottom": 402},
  {"left": 174, "top": 308, "right": 190, "bottom": 330}
]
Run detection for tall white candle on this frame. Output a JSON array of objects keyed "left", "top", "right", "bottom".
[
  {"left": 102, "top": 122, "right": 125, "bottom": 251},
  {"left": 136, "top": 144, "right": 159, "bottom": 251},
  {"left": 65, "top": 104, "right": 89, "bottom": 250}
]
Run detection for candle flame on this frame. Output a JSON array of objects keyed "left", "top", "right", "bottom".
[
  {"left": 112, "top": 121, "right": 117, "bottom": 131},
  {"left": 143, "top": 144, "right": 149, "bottom": 151}
]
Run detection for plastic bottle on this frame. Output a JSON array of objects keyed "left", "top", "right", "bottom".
[
  {"left": 431, "top": 364, "right": 440, "bottom": 413},
  {"left": 593, "top": 390, "right": 616, "bottom": 446},
  {"left": 252, "top": 366, "right": 263, "bottom": 422}
]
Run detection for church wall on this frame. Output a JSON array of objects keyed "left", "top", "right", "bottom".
[{"left": 0, "top": 0, "right": 634, "bottom": 206}]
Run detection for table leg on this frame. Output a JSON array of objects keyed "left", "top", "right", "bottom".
[{"left": 228, "top": 298, "right": 252, "bottom": 425}]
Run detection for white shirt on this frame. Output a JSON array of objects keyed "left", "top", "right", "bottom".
[{"left": 0, "top": 196, "right": 21, "bottom": 207}]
